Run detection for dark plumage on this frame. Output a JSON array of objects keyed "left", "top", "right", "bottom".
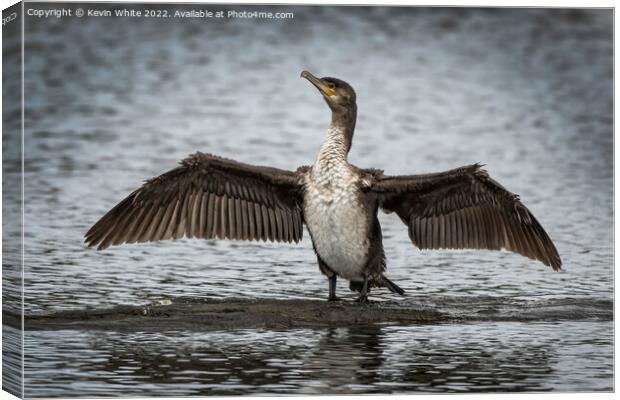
[
  {"left": 86, "top": 71, "right": 561, "bottom": 302},
  {"left": 373, "top": 164, "right": 562, "bottom": 269},
  {"left": 86, "top": 154, "right": 305, "bottom": 248}
]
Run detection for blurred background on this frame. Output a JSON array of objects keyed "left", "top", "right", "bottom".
[{"left": 5, "top": 4, "right": 613, "bottom": 396}]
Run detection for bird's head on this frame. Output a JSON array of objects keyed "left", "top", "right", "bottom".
[{"left": 301, "top": 70, "right": 357, "bottom": 114}]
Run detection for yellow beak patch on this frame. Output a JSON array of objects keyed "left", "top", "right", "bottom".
[{"left": 322, "top": 86, "right": 336, "bottom": 97}]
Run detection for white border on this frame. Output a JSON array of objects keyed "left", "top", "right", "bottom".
[{"left": 0, "top": 1, "right": 615, "bottom": 400}]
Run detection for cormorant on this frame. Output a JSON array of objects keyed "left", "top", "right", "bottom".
[{"left": 85, "top": 71, "right": 562, "bottom": 302}]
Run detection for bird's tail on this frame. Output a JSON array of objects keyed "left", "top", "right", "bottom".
[
  {"left": 350, "top": 276, "right": 405, "bottom": 295},
  {"left": 381, "top": 276, "right": 405, "bottom": 295}
]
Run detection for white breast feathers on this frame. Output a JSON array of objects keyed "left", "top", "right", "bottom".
[{"left": 303, "top": 128, "right": 370, "bottom": 281}]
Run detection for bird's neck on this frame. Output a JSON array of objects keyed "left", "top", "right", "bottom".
[{"left": 316, "top": 106, "right": 357, "bottom": 166}]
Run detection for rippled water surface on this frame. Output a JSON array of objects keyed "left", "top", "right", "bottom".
[
  {"left": 6, "top": 4, "right": 614, "bottom": 396},
  {"left": 24, "top": 322, "right": 612, "bottom": 396}
]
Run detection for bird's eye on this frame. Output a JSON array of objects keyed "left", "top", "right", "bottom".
[{"left": 327, "top": 82, "right": 336, "bottom": 89}]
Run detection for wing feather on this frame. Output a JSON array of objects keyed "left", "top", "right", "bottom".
[
  {"left": 372, "top": 164, "right": 561, "bottom": 270},
  {"left": 85, "top": 152, "right": 305, "bottom": 249},
  {"left": 267, "top": 208, "right": 277, "bottom": 242},
  {"left": 255, "top": 203, "right": 264, "bottom": 240}
]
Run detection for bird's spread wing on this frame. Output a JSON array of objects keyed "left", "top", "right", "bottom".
[
  {"left": 85, "top": 152, "right": 306, "bottom": 250},
  {"left": 369, "top": 164, "right": 562, "bottom": 270}
]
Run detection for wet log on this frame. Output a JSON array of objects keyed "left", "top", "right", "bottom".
[
  {"left": 6, "top": 298, "right": 445, "bottom": 332},
  {"left": 4, "top": 296, "right": 611, "bottom": 332}
]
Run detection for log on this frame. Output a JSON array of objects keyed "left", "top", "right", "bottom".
[{"left": 4, "top": 296, "right": 611, "bottom": 332}]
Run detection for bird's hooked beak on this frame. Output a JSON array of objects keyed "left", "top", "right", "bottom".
[{"left": 301, "top": 70, "right": 336, "bottom": 97}]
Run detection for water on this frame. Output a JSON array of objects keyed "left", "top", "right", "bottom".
[
  {"left": 5, "top": 4, "right": 614, "bottom": 396},
  {"left": 23, "top": 322, "right": 613, "bottom": 396}
]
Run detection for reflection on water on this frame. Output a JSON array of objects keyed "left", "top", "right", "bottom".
[
  {"left": 24, "top": 322, "right": 612, "bottom": 396},
  {"left": 6, "top": 4, "right": 613, "bottom": 396}
]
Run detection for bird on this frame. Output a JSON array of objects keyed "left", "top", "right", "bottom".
[{"left": 85, "top": 70, "right": 562, "bottom": 302}]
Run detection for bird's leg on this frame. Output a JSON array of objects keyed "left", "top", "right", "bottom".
[
  {"left": 328, "top": 274, "right": 340, "bottom": 301},
  {"left": 355, "top": 276, "right": 369, "bottom": 303}
]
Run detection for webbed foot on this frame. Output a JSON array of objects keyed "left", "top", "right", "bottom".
[
  {"left": 354, "top": 276, "right": 369, "bottom": 304},
  {"left": 355, "top": 294, "right": 369, "bottom": 303}
]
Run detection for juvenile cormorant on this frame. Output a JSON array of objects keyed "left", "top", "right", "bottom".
[{"left": 85, "top": 70, "right": 562, "bottom": 302}]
